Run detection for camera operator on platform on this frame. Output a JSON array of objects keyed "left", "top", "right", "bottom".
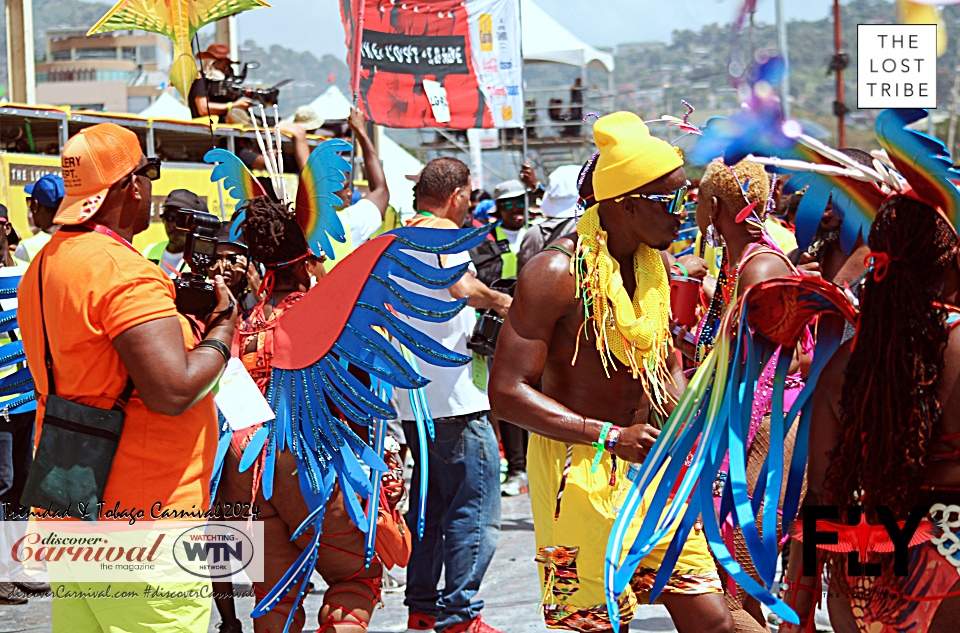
[
  {"left": 188, "top": 44, "right": 252, "bottom": 123},
  {"left": 189, "top": 44, "right": 308, "bottom": 173}
]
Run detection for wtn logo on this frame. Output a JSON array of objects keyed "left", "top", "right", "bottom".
[
  {"left": 792, "top": 505, "right": 935, "bottom": 576},
  {"left": 173, "top": 524, "right": 257, "bottom": 580},
  {"left": 181, "top": 541, "right": 243, "bottom": 564}
]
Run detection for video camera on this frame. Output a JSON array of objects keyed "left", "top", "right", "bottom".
[
  {"left": 207, "top": 62, "right": 292, "bottom": 113},
  {"left": 467, "top": 279, "right": 517, "bottom": 357},
  {"left": 173, "top": 209, "right": 221, "bottom": 319}
]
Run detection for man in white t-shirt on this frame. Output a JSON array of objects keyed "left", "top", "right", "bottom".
[{"left": 397, "top": 158, "right": 510, "bottom": 633}]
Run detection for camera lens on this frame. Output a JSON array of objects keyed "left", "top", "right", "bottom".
[
  {"left": 175, "top": 210, "right": 221, "bottom": 237},
  {"left": 191, "top": 212, "right": 222, "bottom": 237}
]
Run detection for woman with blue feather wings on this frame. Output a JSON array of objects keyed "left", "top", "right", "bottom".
[{"left": 205, "top": 138, "right": 489, "bottom": 633}]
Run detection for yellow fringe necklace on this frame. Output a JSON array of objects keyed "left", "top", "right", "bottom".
[{"left": 572, "top": 204, "right": 674, "bottom": 409}]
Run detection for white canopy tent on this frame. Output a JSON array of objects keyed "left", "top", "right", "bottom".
[
  {"left": 520, "top": 0, "right": 614, "bottom": 74},
  {"left": 302, "top": 85, "right": 423, "bottom": 216},
  {"left": 138, "top": 90, "right": 192, "bottom": 120},
  {"left": 136, "top": 85, "right": 422, "bottom": 215}
]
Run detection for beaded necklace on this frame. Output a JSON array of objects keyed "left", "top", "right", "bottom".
[
  {"left": 573, "top": 205, "right": 673, "bottom": 408},
  {"left": 695, "top": 248, "right": 737, "bottom": 364}
]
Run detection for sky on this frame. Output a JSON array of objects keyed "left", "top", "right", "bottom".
[{"left": 224, "top": 0, "right": 841, "bottom": 61}]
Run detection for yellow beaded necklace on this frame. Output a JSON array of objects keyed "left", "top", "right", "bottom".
[{"left": 572, "top": 205, "right": 674, "bottom": 407}]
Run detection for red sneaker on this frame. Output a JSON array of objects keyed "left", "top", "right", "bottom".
[
  {"left": 406, "top": 613, "right": 438, "bottom": 633},
  {"left": 441, "top": 616, "right": 505, "bottom": 633}
]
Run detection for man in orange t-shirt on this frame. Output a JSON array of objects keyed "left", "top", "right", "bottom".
[{"left": 17, "top": 123, "right": 238, "bottom": 632}]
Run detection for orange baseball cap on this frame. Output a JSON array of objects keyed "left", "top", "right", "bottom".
[{"left": 54, "top": 123, "right": 143, "bottom": 225}]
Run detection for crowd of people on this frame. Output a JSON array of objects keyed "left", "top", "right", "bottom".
[{"left": 0, "top": 77, "right": 958, "bottom": 633}]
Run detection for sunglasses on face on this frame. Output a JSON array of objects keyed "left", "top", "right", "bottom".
[
  {"left": 214, "top": 253, "right": 245, "bottom": 266},
  {"left": 131, "top": 157, "right": 161, "bottom": 182},
  {"left": 498, "top": 198, "right": 526, "bottom": 212},
  {"left": 217, "top": 253, "right": 243, "bottom": 266},
  {"left": 615, "top": 182, "right": 690, "bottom": 216}
]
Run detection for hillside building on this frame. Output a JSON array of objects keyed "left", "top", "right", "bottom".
[{"left": 35, "top": 28, "right": 172, "bottom": 112}]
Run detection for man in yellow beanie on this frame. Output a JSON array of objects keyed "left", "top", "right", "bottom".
[{"left": 489, "top": 113, "right": 734, "bottom": 633}]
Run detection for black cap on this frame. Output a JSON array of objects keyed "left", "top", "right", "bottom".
[
  {"left": 215, "top": 223, "right": 232, "bottom": 242},
  {"left": 215, "top": 219, "right": 248, "bottom": 255},
  {"left": 163, "top": 189, "right": 209, "bottom": 214}
]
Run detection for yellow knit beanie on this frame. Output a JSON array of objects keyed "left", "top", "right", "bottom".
[{"left": 592, "top": 112, "right": 683, "bottom": 201}]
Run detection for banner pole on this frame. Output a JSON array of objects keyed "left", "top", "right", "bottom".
[
  {"left": 351, "top": 0, "right": 365, "bottom": 102},
  {"left": 522, "top": 126, "right": 529, "bottom": 228},
  {"left": 348, "top": 0, "right": 366, "bottom": 199},
  {"left": 517, "top": 0, "right": 529, "bottom": 228}
]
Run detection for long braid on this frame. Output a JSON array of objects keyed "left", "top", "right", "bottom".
[{"left": 823, "top": 195, "right": 958, "bottom": 593}]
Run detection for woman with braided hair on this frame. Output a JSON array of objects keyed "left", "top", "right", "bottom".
[
  {"left": 782, "top": 195, "right": 960, "bottom": 632},
  {"left": 218, "top": 195, "right": 403, "bottom": 633}
]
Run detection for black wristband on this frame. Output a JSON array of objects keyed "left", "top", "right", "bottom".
[{"left": 196, "top": 339, "right": 231, "bottom": 364}]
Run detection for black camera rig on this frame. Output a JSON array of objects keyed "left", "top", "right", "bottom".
[
  {"left": 173, "top": 209, "right": 222, "bottom": 319},
  {"left": 467, "top": 278, "right": 517, "bottom": 358},
  {"left": 206, "top": 62, "right": 292, "bottom": 110}
]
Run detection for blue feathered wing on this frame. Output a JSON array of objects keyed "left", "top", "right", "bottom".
[
  {"left": 603, "top": 277, "right": 856, "bottom": 630},
  {"left": 229, "top": 224, "right": 489, "bottom": 633},
  {"left": 1, "top": 273, "right": 37, "bottom": 417}
]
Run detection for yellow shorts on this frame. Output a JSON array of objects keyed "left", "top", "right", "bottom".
[
  {"left": 50, "top": 581, "right": 211, "bottom": 632},
  {"left": 529, "top": 434, "right": 721, "bottom": 632}
]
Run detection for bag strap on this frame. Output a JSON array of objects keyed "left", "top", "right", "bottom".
[
  {"left": 544, "top": 217, "right": 577, "bottom": 247},
  {"left": 113, "top": 376, "right": 135, "bottom": 412},
  {"left": 36, "top": 252, "right": 134, "bottom": 411},
  {"left": 543, "top": 243, "right": 574, "bottom": 258},
  {"left": 36, "top": 253, "right": 56, "bottom": 398}
]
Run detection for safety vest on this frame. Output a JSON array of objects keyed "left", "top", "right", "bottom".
[
  {"left": 493, "top": 225, "right": 524, "bottom": 279},
  {"left": 15, "top": 231, "right": 52, "bottom": 264},
  {"left": 470, "top": 224, "right": 525, "bottom": 286},
  {"left": 323, "top": 210, "right": 355, "bottom": 272},
  {"left": 143, "top": 240, "right": 169, "bottom": 262},
  {"left": 142, "top": 240, "right": 189, "bottom": 276},
  {"left": 371, "top": 205, "right": 402, "bottom": 239}
]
